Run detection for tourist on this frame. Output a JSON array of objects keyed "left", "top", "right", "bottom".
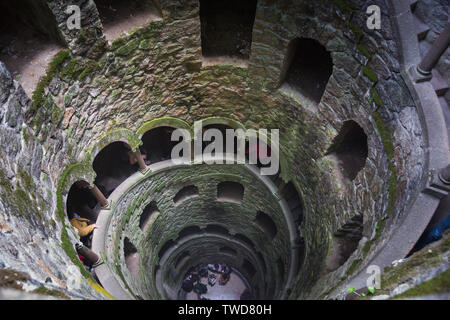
[
  {"left": 415, "top": 214, "right": 450, "bottom": 250},
  {"left": 193, "top": 282, "right": 208, "bottom": 297},
  {"left": 208, "top": 273, "right": 216, "bottom": 286},
  {"left": 219, "top": 272, "right": 230, "bottom": 286},
  {"left": 182, "top": 278, "right": 194, "bottom": 293},
  {"left": 199, "top": 265, "right": 208, "bottom": 277},
  {"left": 70, "top": 214, "right": 97, "bottom": 238}
]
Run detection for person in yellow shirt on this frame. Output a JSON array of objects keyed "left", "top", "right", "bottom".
[{"left": 70, "top": 216, "right": 97, "bottom": 237}]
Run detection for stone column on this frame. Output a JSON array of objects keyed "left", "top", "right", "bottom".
[
  {"left": 89, "top": 184, "right": 110, "bottom": 210},
  {"left": 76, "top": 243, "right": 103, "bottom": 267},
  {"left": 439, "top": 164, "right": 450, "bottom": 185},
  {"left": 417, "top": 22, "right": 450, "bottom": 76},
  {"left": 133, "top": 149, "right": 149, "bottom": 174}
]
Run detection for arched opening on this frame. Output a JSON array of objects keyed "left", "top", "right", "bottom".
[
  {"left": 245, "top": 138, "right": 273, "bottom": 169},
  {"left": 66, "top": 181, "right": 98, "bottom": 248},
  {"left": 326, "top": 121, "right": 368, "bottom": 181},
  {"left": 241, "top": 259, "right": 256, "bottom": 276},
  {"left": 234, "top": 233, "right": 255, "bottom": 249},
  {"left": 219, "top": 246, "right": 237, "bottom": 256},
  {"left": 202, "top": 123, "right": 237, "bottom": 156},
  {"left": 294, "top": 237, "right": 306, "bottom": 275},
  {"left": 280, "top": 38, "right": 333, "bottom": 103},
  {"left": 324, "top": 215, "right": 363, "bottom": 273},
  {"left": 205, "top": 224, "right": 229, "bottom": 236},
  {"left": 217, "top": 181, "right": 244, "bottom": 203},
  {"left": 93, "top": 141, "right": 139, "bottom": 197},
  {"left": 94, "top": 0, "right": 162, "bottom": 42},
  {"left": 175, "top": 251, "right": 191, "bottom": 271},
  {"left": 173, "top": 186, "right": 199, "bottom": 204},
  {"left": 178, "top": 226, "right": 202, "bottom": 239},
  {"left": 66, "top": 181, "right": 99, "bottom": 222},
  {"left": 0, "top": 0, "right": 63, "bottom": 96},
  {"left": 141, "top": 126, "right": 177, "bottom": 164},
  {"left": 124, "top": 237, "right": 139, "bottom": 277},
  {"left": 277, "top": 258, "right": 285, "bottom": 284},
  {"left": 256, "top": 251, "right": 267, "bottom": 274},
  {"left": 281, "top": 182, "right": 303, "bottom": 228},
  {"left": 139, "top": 201, "right": 159, "bottom": 233},
  {"left": 199, "top": 0, "right": 257, "bottom": 64},
  {"left": 254, "top": 211, "right": 277, "bottom": 239},
  {"left": 158, "top": 239, "right": 176, "bottom": 260}
]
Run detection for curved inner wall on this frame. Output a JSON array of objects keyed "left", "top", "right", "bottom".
[
  {"left": 0, "top": 0, "right": 448, "bottom": 301},
  {"left": 95, "top": 159, "right": 296, "bottom": 299}
]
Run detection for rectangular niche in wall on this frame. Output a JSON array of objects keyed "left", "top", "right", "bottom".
[
  {"left": 0, "top": 0, "right": 64, "bottom": 97},
  {"left": 279, "top": 38, "right": 333, "bottom": 106},
  {"left": 200, "top": 0, "right": 257, "bottom": 66},
  {"left": 95, "top": 0, "right": 162, "bottom": 42}
]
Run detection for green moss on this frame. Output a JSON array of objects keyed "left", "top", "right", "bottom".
[
  {"left": 374, "top": 219, "right": 386, "bottom": 241},
  {"left": 31, "top": 50, "right": 70, "bottom": 112},
  {"left": 60, "top": 58, "right": 83, "bottom": 79},
  {"left": 140, "top": 20, "right": 163, "bottom": 39},
  {"left": 76, "top": 30, "right": 86, "bottom": 44},
  {"left": 332, "top": 0, "right": 355, "bottom": 15},
  {"left": 369, "top": 87, "right": 383, "bottom": 107},
  {"left": 60, "top": 227, "right": 95, "bottom": 282},
  {"left": 111, "top": 37, "right": 126, "bottom": 50},
  {"left": 31, "top": 286, "right": 70, "bottom": 299},
  {"left": 362, "top": 241, "right": 372, "bottom": 257},
  {"left": 357, "top": 44, "right": 371, "bottom": 59},
  {"left": 393, "top": 269, "right": 450, "bottom": 299},
  {"left": 51, "top": 105, "right": 63, "bottom": 125},
  {"left": 18, "top": 168, "right": 34, "bottom": 191},
  {"left": 372, "top": 112, "right": 393, "bottom": 160},
  {"left": 22, "top": 128, "right": 31, "bottom": 147},
  {"left": 348, "top": 22, "right": 364, "bottom": 41},
  {"left": 0, "top": 171, "right": 13, "bottom": 192},
  {"left": 362, "top": 66, "right": 378, "bottom": 83},
  {"left": 78, "top": 61, "right": 99, "bottom": 81},
  {"left": 13, "top": 189, "right": 33, "bottom": 218},
  {"left": 139, "top": 39, "right": 153, "bottom": 50},
  {"left": 116, "top": 39, "right": 140, "bottom": 56},
  {"left": 372, "top": 111, "right": 397, "bottom": 217},
  {"left": 346, "top": 259, "right": 362, "bottom": 276},
  {"left": 361, "top": 219, "right": 386, "bottom": 259},
  {"left": 114, "top": 263, "right": 137, "bottom": 299}
]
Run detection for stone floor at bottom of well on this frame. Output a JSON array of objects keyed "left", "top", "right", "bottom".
[{"left": 185, "top": 272, "right": 247, "bottom": 300}]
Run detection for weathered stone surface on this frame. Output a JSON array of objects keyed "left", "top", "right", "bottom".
[{"left": 0, "top": 0, "right": 433, "bottom": 301}]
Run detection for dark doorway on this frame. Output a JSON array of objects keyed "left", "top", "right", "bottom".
[
  {"left": 66, "top": 181, "right": 99, "bottom": 222},
  {"left": 326, "top": 121, "right": 368, "bottom": 181},
  {"left": 141, "top": 127, "right": 177, "bottom": 164},
  {"left": 93, "top": 141, "right": 138, "bottom": 197},
  {"left": 139, "top": 201, "right": 159, "bottom": 233},
  {"left": 280, "top": 38, "right": 333, "bottom": 103},
  {"left": 200, "top": 0, "right": 257, "bottom": 59}
]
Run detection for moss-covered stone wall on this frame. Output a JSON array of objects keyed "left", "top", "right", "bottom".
[{"left": 0, "top": 0, "right": 428, "bottom": 299}]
